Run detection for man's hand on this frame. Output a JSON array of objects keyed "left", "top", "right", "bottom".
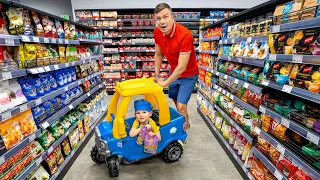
[
  {"left": 157, "top": 79, "right": 168, "bottom": 87},
  {"left": 154, "top": 76, "right": 160, "bottom": 82}
]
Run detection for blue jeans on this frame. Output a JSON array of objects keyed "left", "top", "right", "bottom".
[{"left": 168, "top": 74, "right": 198, "bottom": 104}]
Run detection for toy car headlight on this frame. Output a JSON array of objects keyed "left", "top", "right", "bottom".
[{"left": 100, "top": 141, "right": 106, "bottom": 149}]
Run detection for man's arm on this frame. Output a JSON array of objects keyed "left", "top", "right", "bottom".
[
  {"left": 165, "top": 53, "right": 190, "bottom": 84},
  {"left": 154, "top": 44, "right": 163, "bottom": 81}
]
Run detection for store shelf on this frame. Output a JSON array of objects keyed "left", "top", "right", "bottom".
[
  {"left": 120, "top": 34, "right": 154, "bottom": 38},
  {"left": 198, "top": 66, "right": 263, "bottom": 94},
  {"left": 220, "top": 36, "right": 268, "bottom": 45},
  {"left": 261, "top": 79, "right": 320, "bottom": 104},
  {"left": 103, "top": 51, "right": 119, "bottom": 54},
  {"left": 0, "top": 103, "right": 30, "bottom": 122},
  {"left": 28, "top": 71, "right": 104, "bottom": 109},
  {"left": 102, "top": 36, "right": 121, "bottom": 38},
  {"left": 0, "top": 34, "right": 20, "bottom": 46},
  {"left": 0, "top": 129, "right": 41, "bottom": 165},
  {"left": 118, "top": 18, "right": 154, "bottom": 22},
  {"left": 266, "top": 54, "right": 320, "bottom": 65},
  {"left": 104, "top": 42, "right": 155, "bottom": 46},
  {"left": 26, "top": 55, "right": 103, "bottom": 74},
  {"left": 119, "top": 50, "right": 155, "bottom": 52},
  {"left": 214, "top": 104, "right": 254, "bottom": 143},
  {"left": 259, "top": 105, "right": 320, "bottom": 146},
  {"left": 198, "top": 50, "right": 218, "bottom": 54},
  {"left": 214, "top": 84, "right": 259, "bottom": 114},
  {"left": 76, "top": 18, "right": 117, "bottom": 21},
  {"left": 0, "top": 69, "right": 27, "bottom": 81},
  {"left": 19, "top": 35, "right": 80, "bottom": 45},
  {"left": 197, "top": 107, "right": 254, "bottom": 180},
  {"left": 193, "top": 33, "right": 199, "bottom": 37},
  {"left": 118, "top": 26, "right": 155, "bottom": 30},
  {"left": 38, "top": 82, "right": 105, "bottom": 131},
  {"left": 175, "top": 19, "right": 200, "bottom": 22},
  {"left": 94, "top": 26, "right": 118, "bottom": 30},
  {"left": 52, "top": 109, "right": 107, "bottom": 180},
  {"left": 252, "top": 147, "right": 288, "bottom": 180},
  {"left": 104, "top": 69, "right": 169, "bottom": 73},
  {"left": 270, "top": 16, "right": 320, "bottom": 33},
  {"left": 185, "top": 26, "right": 199, "bottom": 30},
  {"left": 79, "top": 39, "right": 103, "bottom": 44},
  {"left": 254, "top": 126, "right": 320, "bottom": 180},
  {"left": 219, "top": 55, "right": 265, "bottom": 67},
  {"left": 201, "top": 36, "right": 220, "bottom": 42}
]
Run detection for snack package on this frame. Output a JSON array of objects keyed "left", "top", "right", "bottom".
[
  {"left": 41, "top": 15, "right": 58, "bottom": 38},
  {"left": 69, "top": 24, "right": 76, "bottom": 40},
  {"left": 22, "top": 10, "right": 33, "bottom": 35},
  {"left": 78, "top": 121, "right": 85, "bottom": 140},
  {"left": 291, "top": 169, "right": 313, "bottom": 180},
  {"left": 59, "top": 46, "right": 66, "bottom": 63},
  {"left": 68, "top": 128, "right": 79, "bottom": 149},
  {"left": 61, "top": 138, "right": 71, "bottom": 156},
  {"left": 289, "top": 64, "right": 320, "bottom": 93},
  {"left": 250, "top": 157, "right": 267, "bottom": 180},
  {"left": 64, "top": 22, "right": 71, "bottom": 39},
  {"left": 276, "top": 157, "right": 298, "bottom": 178},
  {"left": 263, "top": 60, "right": 293, "bottom": 84},
  {"left": 0, "top": 118, "right": 24, "bottom": 149},
  {"left": 24, "top": 44, "right": 37, "bottom": 68},
  {"left": 44, "top": 151, "right": 58, "bottom": 175},
  {"left": 48, "top": 120, "right": 65, "bottom": 140},
  {"left": 242, "top": 142, "right": 252, "bottom": 161},
  {"left": 6, "top": 7, "right": 24, "bottom": 35},
  {"left": 54, "top": 145, "right": 64, "bottom": 166},
  {"left": 55, "top": 19, "right": 65, "bottom": 39},
  {"left": 31, "top": 11, "right": 44, "bottom": 36},
  {"left": 16, "top": 109, "right": 37, "bottom": 137},
  {"left": 83, "top": 115, "right": 90, "bottom": 133},
  {"left": 30, "top": 141, "right": 45, "bottom": 159},
  {"left": 26, "top": 165, "right": 50, "bottom": 180},
  {"left": 37, "top": 130, "right": 55, "bottom": 150}
]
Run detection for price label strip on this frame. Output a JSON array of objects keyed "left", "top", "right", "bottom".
[
  {"left": 1, "top": 111, "right": 11, "bottom": 120},
  {"left": 1, "top": 72, "right": 12, "bottom": 80},
  {"left": 42, "top": 121, "right": 50, "bottom": 129},
  {"left": 282, "top": 85, "right": 293, "bottom": 94},
  {"left": 292, "top": 55, "right": 303, "bottom": 63},
  {"left": 307, "top": 132, "right": 320, "bottom": 145},
  {"left": 281, "top": 117, "right": 290, "bottom": 128},
  {"left": 259, "top": 106, "right": 266, "bottom": 114},
  {"left": 269, "top": 54, "right": 277, "bottom": 61},
  {"left": 4, "top": 38, "right": 15, "bottom": 46}
]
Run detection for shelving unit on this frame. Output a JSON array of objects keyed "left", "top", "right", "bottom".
[
  {"left": 197, "top": 0, "right": 320, "bottom": 179},
  {"left": 0, "top": 1, "right": 107, "bottom": 179}
]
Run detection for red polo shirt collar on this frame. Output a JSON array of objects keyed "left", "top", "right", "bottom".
[{"left": 162, "top": 22, "right": 176, "bottom": 38}]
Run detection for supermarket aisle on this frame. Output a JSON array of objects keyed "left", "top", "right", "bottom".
[{"left": 63, "top": 94, "right": 243, "bottom": 180}]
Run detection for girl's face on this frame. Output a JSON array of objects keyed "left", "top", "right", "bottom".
[{"left": 135, "top": 110, "right": 152, "bottom": 124}]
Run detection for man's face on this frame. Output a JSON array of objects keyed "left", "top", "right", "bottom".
[{"left": 155, "top": 8, "right": 174, "bottom": 34}]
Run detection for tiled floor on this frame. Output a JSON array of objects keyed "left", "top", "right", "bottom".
[{"left": 63, "top": 94, "right": 243, "bottom": 180}]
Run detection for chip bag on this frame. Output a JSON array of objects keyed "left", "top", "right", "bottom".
[
  {"left": 6, "top": 7, "right": 24, "bottom": 35},
  {"left": 31, "top": 11, "right": 44, "bottom": 36}
]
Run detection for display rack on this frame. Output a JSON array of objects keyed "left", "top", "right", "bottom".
[
  {"left": 197, "top": 0, "right": 320, "bottom": 179},
  {"left": 74, "top": 8, "right": 244, "bottom": 93},
  {"left": 0, "top": 1, "right": 107, "bottom": 179}
]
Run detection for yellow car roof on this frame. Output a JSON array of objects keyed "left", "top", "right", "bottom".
[{"left": 115, "top": 77, "right": 163, "bottom": 96}]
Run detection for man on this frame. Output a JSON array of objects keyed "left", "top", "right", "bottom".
[{"left": 153, "top": 3, "right": 199, "bottom": 130}]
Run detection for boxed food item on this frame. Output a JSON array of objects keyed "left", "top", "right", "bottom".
[
  {"left": 289, "top": 64, "right": 320, "bottom": 93},
  {"left": 273, "top": 0, "right": 305, "bottom": 24},
  {"left": 301, "top": 0, "right": 320, "bottom": 20}
]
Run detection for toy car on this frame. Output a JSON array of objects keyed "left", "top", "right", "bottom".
[{"left": 90, "top": 77, "right": 188, "bottom": 177}]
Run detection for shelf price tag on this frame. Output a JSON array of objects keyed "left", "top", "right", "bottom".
[
  {"left": 215, "top": 72, "right": 219, "bottom": 76},
  {"left": 5, "top": 38, "right": 15, "bottom": 46},
  {"left": 281, "top": 85, "right": 293, "bottom": 93},
  {"left": 272, "top": 25, "right": 281, "bottom": 33},
  {"left": 1, "top": 72, "right": 12, "bottom": 80},
  {"left": 87, "top": 92, "right": 91, "bottom": 97},
  {"left": 238, "top": 58, "right": 242, "bottom": 63},
  {"left": 0, "top": 156, "right": 5, "bottom": 164},
  {"left": 78, "top": 81, "right": 82, "bottom": 85},
  {"left": 21, "top": 35, "right": 30, "bottom": 42},
  {"left": 261, "top": 79, "right": 270, "bottom": 86},
  {"left": 247, "top": 37, "right": 252, "bottom": 43},
  {"left": 224, "top": 40, "right": 227, "bottom": 44},
  {"left": 36, "top": 98, "right": 42, "bottom": 105},
  {"left": 44, "top": 66, "right": 51, "bottom": 71},
  {"left": 243, "top": 83, "right": 249, "bottom": 88},
  {"left": 222, "top": 90, "right": 226, "bottom": 94},
  {"left": 1, "top": 111, "right": 11, "bottom": 120},
  {"left": 269, "top": 54, "right": 277, "bottom": 61},
  {"left": 20, "top": 104, "right": 28, "bottom": 112},
  {"left": 33, "top": 37, "right": 40, "bottom": 42},
  {"left": 68, "top": 104, "right": 74, "bottom": 110},
  {"left": 51, "top": 38, "right": 57, "bottom": 43},
  {"left": 48, "top": 146, "right": 54, "bottom": 154},
  {"left": 254, "top": 127, "right": 261, "bottom": 135},
  {"left": 29, "top": 68, "right": 38, "bottom": 74},
  {"left": 65, "top": 40, "right": 69, "bottom": 44},
  {"left": 234, "top": 79, "right": 239, "bottom": 84},
  {"left": 231, "top": 39, "right": 235, "bottom": 43},
  {"left": 276, "top": 144, "right": 286, "bottom": 155},
  {"left": 259, "top": 106, "right": 266, "bottom": 114},
  {"left": 219, "top": 40, "right": 222, "bottom": 44},
  {"left": 37, "top": 67, "right": 45, "bottom": 73},
  {"left": 42, "top": 121, "right": 50, "bottom": 129},
  {"left": 44, "top": 38, "right": 49, "bottom": 43},
  {"left": 281, "top": 117, "right": 290, "bottom": 128},
  {"left": 224, "top": 75, "right": 228, "bottom": 79},
  {"left": 54, "top": 65, "right": 59, "bottom": 70},
  {"left": 226, "top": 92, "right": 230, "bottom": 97},
  {"left": 64, "top": 86, "right": 68, "bottom": 91},
  {"left": 274, "top": 170, "right": 283, "bottom": 180},
  {"left": 59, "top": 39, "right": 63, "bottom": 44},
  {"left": 307, "top": 132, "right": 320, "bottom": 145},
  {"left": 292, "top": 55, "right": 303, "bottom": 63},
  {"left": 210, "top": 69, "right": 214, "bottom": 73}
]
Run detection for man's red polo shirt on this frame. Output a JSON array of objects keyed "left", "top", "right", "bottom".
[{"left": 154, "top": 23, "right": 198, "bottom": 78}]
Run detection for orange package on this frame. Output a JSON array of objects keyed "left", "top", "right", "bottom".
[
  {"left": 250, "top": 157, "right": 267, "bottom": 180},
  {"left": 0, "top": 118, "right": 24, "bottom": 149},
  {"left": 16, "top": 109, "right": 37, "bottom": 137}
]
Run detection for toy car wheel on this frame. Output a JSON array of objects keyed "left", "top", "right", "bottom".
[
  {"left": 90, "top": 146, "right": 105, "bottom": 164},
  {"left": 162, "top": 142, "right": 183, "bottom": 163},
  {"left": 107, "top": 156, "right": 120, "bottom": 177}
]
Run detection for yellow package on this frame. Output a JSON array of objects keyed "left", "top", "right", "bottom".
[
  {"left": 6, "top": 8, "right": 24, "bottom": 35},
  {"left": 78, "top": 121, "right": 85, "bottom": 140},
  {"left": 14, "top": 44, "right": 25, "bottom": 68},
  {"left": 59, "top": 46, "right": 66, "bottom": 63},
  {"left": 66, "top": 46, "right": 71, "bottom": 62},
  {"left": 83, "top": 115, "right": 90, "bottom": 133},
  {"left": 24, "top": 43, "right": 36, "bottom": 68},
  {"left": 0, "top": 118, "right": 24, "bottom": 149},
  {"left": 16, "top": 109, "right": 37, "bottom": 137},
  {"left": 242, "top": 142, "right": 252, "bottom": 161}
]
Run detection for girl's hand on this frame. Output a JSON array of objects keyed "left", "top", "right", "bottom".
[
  {"left": 148, "top": 131, "right": 155, "bottom": 137},
  {"left": 145, "top": 124, "right": 152, "bottom": 131}
]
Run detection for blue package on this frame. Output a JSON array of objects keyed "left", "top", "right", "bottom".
[
  {"left": 48, "top": 72, "right": 58, "bottom": 90},
  {"left": 31, "top": 105, "right": 46, "bottom": 124},
  {"left": 70, "top": 67, "right": 77, "bottom": 82},
  {"left": 55, "top": 70, "right": 65, "bottom": 87},
  {"left": 32, "top": 75, "right": 45, "bottom": 96},
  {"left": 66, "top": 68, "right": 72, "bottom": 83},
  {"left": 67, "top": 89, "right": 75, "bottom": 100},
  {"left": 18, "top": 77, "right": 38, "bottom": 100},
  {"left": 60, "top": 93, "right": 71, "bottom": 106},
  {"left": 73, "top": 87, "right": 81, "bottom": 97},
  {"left": 39, "top": 74, "right": 52, "bottom": 94},
  {"left": 51, "top": 96, "right": 63, "bottom": 111},
  {"left": 43, "top": 100, "right": 54, "bottom": 117},
  {"left": 62, "top": 70, "right": 68, "bottom": 85}
]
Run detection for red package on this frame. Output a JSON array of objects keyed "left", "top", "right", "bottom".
[
  {"left": 136, "top": 72, "right": 143, "bottom": 78},
  {"left": 142, "top": 62, "right": 148, "bottom": 69},
  {"left": 276, "top": 157, "right": 298, "bottom": 178},
  {"left": 291, "top": 169, "right": 312, "bottom": 180},
  {"left": 160, "top": 63, "right": 167, "bottom": 69},
  {"left": 143, "top": 72, "right": 149, "bottom": 78},
  {"left": 149, "top": 62, "right": 154, "bottom": 69},
  {"left": 150, "top": 72, "right": 155, "bottom": 77}
]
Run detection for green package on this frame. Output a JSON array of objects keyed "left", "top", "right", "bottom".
[
  {"left": 37, "top": 130, "right": 55, "bottom": 150},
  {"left": 48, "top": 121, "right": 65, "bottom": 140}
]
